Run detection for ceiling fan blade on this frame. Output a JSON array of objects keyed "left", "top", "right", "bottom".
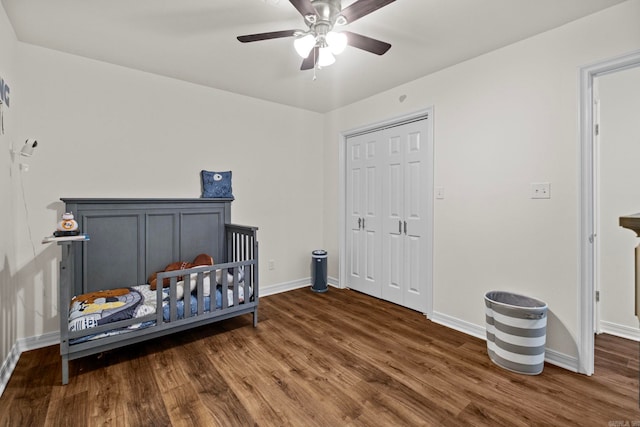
[
  {"left": 301, "top": 47, "right": 319, "bottom": 70},
  {"left": 289, "top": 0, "right": 318, "bottom": 19},
  {"left": 344, "top": 31, "right": 391, "bottom": 55},
  {"left": 237, "top": 30, "right": 297, "bottom": 43},
  {"left": 340, "top": 0, "right": 396, "bottom": 24}
]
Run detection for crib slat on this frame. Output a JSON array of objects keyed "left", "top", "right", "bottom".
[
  {"left": 233, "top": 267, "right": 239, "bottom": 307},
  {"left": 169, "top": 277, "right": 178, "bottom": 322},
  {"left": 221, "top": 270, "right": 229, "bottom": 310},
  {"left": 209, "top": 270, "right": 217, "bottom": 312},
  {"left": 244, "top": 267, "right": 251, "bottom": 305},
  {"left": 196, "top": 272, "right": 204, "bottom": 316}
]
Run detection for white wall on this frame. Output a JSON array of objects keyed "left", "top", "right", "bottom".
[
  {"left": 0, "top": 1, "right": 18, "bottom": 384},
  {"left": 323, "top": 0, "right": 640, "bottom": 361},
  {"left": 598, "top": 65, "right": 640, "bottom": 337},
  {"left": 11, "top": 42, "right": 325, "bottom": 340}
]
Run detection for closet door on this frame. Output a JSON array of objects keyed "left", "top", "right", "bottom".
[
  {"left": 381, "top": 119, "right": 430, "bottom": 312},
  {"left": 346, "top": 131, "right": 382, "bottom": 297}
]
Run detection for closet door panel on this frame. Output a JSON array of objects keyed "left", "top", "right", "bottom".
[
  {"left": 364, "top": 163, "right": 379, "bottom": 284},
  {"left": 349, "top": 229, "right": 362, "bottom": 280},
  {"left": 404, "top": 234, "right": 424, "bottom": 311},
  {"left": 385, "top": 233, "right": 403, "bottom": 300},
  {"left": 365, "top": 229, "right": 377, "bottom": 282},
  {"left": 346, "top": 132, "right": 382, "bottom": 296},
  {"left": 362, "top": 135, "right": 382, "bottom": 295},
  {"left": 350, "top": 166, "right": 362, "bottom": 223},
  {"left": 403, "top": 124, "right": 429, "bottom": 312},
  {"left": 347, "top": 143, "right": 364, "bottom": 290},
  {"left": 382, "top": 132, "right": 404, "bottom": 304}
]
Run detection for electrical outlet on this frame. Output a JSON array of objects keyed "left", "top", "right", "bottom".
[
  {"left": 268, "top": 259, "right": 275, "bottom": 270},
  {"left": 531, "top": 182, "right": 551, "bottom": 199}
]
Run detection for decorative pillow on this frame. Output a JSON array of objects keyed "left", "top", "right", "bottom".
[
  {"left": 201, "top": 170, "right": 234, "bottom": 199},
  {"left": 215, "top": 266, "right": 245, "bottom": 286}
]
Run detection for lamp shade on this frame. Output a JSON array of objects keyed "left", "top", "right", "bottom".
[
  {"left": 326, "top": 31, "right": 347, "bottom": 55},
  {"left": 294, "top": 34, "right": 316, "bottom": 58},
  {"left": 318, "top": 47, "right": 336, "bottom": 67}
]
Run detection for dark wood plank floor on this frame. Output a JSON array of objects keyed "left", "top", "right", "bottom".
[{"left": 1, "top": 287, "right": 639, "bottom": 426}]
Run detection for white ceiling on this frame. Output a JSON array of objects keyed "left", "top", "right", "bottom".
[{"left": 2, "top": 0, "right": 627, "bottom": 113}]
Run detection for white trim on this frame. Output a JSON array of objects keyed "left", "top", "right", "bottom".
[
  {"left": 0, "top": 343, "right": 20, "bottom": 398},
  {"left": 18, "top": 331, "right": 60, "bottom": 352},
  {"left": 260, "top": 276, "right": 340, "bottom": 297},
  {"left": 338, "top": 107, "right": 435, "bottom": 318},
  {"left": 430, "top": 311, "right": 486, "bottom": 340},
  {"left": 260, "top": 278, "right": 310, "bottom": 297},
  {"left": 431, "top": 311, "right": 579, "bottom": 372},
  {"left": 338, "top": 130, "right": 347, "bottom": 291},
  {"left": 579, "top": 49, "right": 640, "bottom": 377},
  {"left": 599, "top": 322, "right": 640, "bottom": 342},
  {"left": 0, "top": 331, "right": 60, "bottom": 398},
  {"left": 545, "top": 348, "right": 579, "bottom": 373}
]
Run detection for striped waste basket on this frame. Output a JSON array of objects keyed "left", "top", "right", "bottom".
[{"left": 484, "top": 291, "right": 548, "bottom": 375}]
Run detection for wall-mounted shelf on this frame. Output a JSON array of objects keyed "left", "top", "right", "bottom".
[{"left": 42, "top": 234, "right": 90, "bottom": 244}]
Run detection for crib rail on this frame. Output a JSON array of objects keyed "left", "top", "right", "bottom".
[
  {"left": 157, "top": 260, "right": 256, "bottom": 323},
  {"left": 154, "top": 224, "right": 258, "bottom": 324}
]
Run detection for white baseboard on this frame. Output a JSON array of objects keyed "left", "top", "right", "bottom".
[
  {"left": 0, "top": 343, "right": 20, "bottom": 398},
  {"left": 430, "top": 311, "right": 486, "bottom": 340},
  {"left": 545, "top": 348, "right": 579, "bottom": 373},
  {"left": 260, "top": 278, "right": 310, "bottom": 297},
  {"left": 18, "top": 331, "right": 60, "bottom": 352},
  {"left": 599, "top": 321, "right": 640, "bottom": 342},
  {"left": 0, "top": 331, "right": 60, "bottom": 398},
  {"left": 260, "top": 276, "right": 340, "bottom": 297},
  {"left": 430, "top": 311, "right": 579, "bottom": 373}
]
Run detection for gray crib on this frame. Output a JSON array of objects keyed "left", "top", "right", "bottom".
[{"left": 57, "top": 198, "right": 258, "bottom": 385}]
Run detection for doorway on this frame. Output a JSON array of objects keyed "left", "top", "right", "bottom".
[
  {"left": 594, "top": 66, "right": 640, "bottom": 340},
  {"left": 580, "top": 49, "right": 640, "bottom": 376}
]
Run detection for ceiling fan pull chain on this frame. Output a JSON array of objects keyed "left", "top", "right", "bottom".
[{"left": 313, "top": 48, "right": 318, "bottom": 81}]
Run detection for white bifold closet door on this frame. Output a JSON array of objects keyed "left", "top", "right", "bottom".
[
  {"left": 346, "top": 130, "right": 383, "bottom": 297},
  {"left": 346, "top": 116, "right": 432, "bottom": 313}
]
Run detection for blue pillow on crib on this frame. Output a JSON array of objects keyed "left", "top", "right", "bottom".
[{"left": 201, "top": 170, "right": 234, "bottom": 199}]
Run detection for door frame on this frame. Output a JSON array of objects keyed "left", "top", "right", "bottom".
[
  {"left": 339, "top": 107, "right": 435, "bottom": 317},
  {"left": 579, "top": 49, "right": 640, "bottom": 376}
]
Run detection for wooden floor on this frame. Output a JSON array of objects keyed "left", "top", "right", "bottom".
[{"left": 1, "top": 287, "right": 639, "bottom": 426}]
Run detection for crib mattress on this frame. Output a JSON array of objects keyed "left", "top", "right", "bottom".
[{"left": 68, "top": 283, "right": 247, "bottom": 344}]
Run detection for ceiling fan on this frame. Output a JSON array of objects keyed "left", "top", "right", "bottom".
[{"left": 237, "top": 0, "right": 395, "bottom": 70}]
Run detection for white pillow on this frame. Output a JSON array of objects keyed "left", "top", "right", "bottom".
[
  {"left": 215, "top": 267, "right": 245, "bottom": 286},
  {"left": 186, "top": 271, "right": 212, "bottom": 296}
]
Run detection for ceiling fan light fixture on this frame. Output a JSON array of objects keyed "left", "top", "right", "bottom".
[
  {"left": 294, "top": 33, "right": 316, "bottom": 58},
  {"left": 326, "top": 31, "right": 347, "bottom": 55},
  {"left": 318, "top": 46, "right": 336, "bottom": 67},
  {"left": 237, "top": 0, "right": 395, "bottom": 71}
]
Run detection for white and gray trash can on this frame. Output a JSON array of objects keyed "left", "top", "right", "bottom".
[
  {"left": 311, "top": 250, "right": 328, "bottom": 293},
  {"left": 484, "top": 291, "right": 548, "bottom": 375}
]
